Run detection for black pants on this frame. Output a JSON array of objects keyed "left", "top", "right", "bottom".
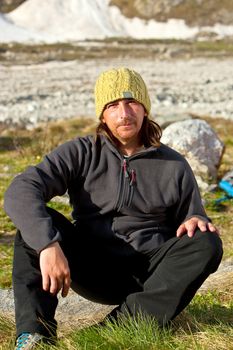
[{"left": 13, "top": 208, "right": 223, "bottom": 338}]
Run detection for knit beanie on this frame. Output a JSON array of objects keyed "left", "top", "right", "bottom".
[{"left": 94, "top": 67, "right": 151, "bottom": 118}]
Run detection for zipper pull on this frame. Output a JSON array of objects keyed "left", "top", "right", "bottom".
[
  {"left": 130, "top": 169, "right": 136, "bottom": 185},
  {"left": 123, "top": 158, "right": 129, "bottom": 178}
]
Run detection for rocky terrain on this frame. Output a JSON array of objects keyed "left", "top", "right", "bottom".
[
  {"left": 110, "top": 0, "right": 233, "bottom": 26},
  {"left": 1, "top": 55, "right": 233, "bottom": 129},
  {"left": 0, "top": 0, "right": 24, "bottom": 13}
]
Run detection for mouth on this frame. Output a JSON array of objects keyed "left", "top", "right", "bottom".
[
  {"left": 119, "top": 123, "right": 134, "bottom": 129},
  {"left": 119, "top": 120, "right": 135, "bottom": 127}
]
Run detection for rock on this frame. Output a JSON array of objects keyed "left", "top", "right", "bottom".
[
  {"left": 0, "top": 288, "right": 114, "bottom": 329},
  {"left": 154, "top": 113, "right": 192, "bottom": 129},
  {"left": 0, "top": 0, "right": 25, "bottom": 13},
  {"left": 199, "top": 258, "right": 233, "bottom": 293},
  {"left": 160, "top": 119, "right": 225, "bottom": 190},
  {"left": 0, "top": 288, "right": 14, "bottom": 314}
]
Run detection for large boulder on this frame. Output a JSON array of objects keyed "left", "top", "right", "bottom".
[
  {"left": 0, "top": 288, "right": 113, "bottom": 331},
  {"left": 160, "top": 119, "right": 225, "bottom": 191}
]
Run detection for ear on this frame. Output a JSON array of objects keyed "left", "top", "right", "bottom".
[{"left": 143, "top": 106, "right": 148, "bottom": 118}]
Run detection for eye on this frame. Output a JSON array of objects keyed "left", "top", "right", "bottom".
[
  {"left": 127, "top": 99, "right": 138, "bottom": 105},
  {"left": 106, "top": 102, "right": 118, "bottom": 109}
]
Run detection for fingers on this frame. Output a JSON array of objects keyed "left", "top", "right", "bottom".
[
  {"left": 42, "top": 273, "right": 71, "bottom": 296},
  {"left": 207, "top": 221, "right": 220, "bottom": 235},
  {"left": 198, "top": 220, "right": 209, "bottom": 232},
  {"left": 185, "top": 220, "right": 196, "bottom": 237},
  {"left": 62, "top": 275, "right": 71, "bottom": 298},
  {"left": 40, "top": 242, "right": 71, "bottom": 297},
  {"left": 50, "top": 275, "right": 70, "bottom": 296},
  {"left": 176, "top": 221, "right": 196, "bottom": 237},
  {"left": 176, "top": 218, "right": 220, "bottom": 238},
  {"left": 197, "top": 220, "right": 220, "bottom": 235},
  {"left": 42, "top": 272, "right": 50, "bottom": 293},
  {"left": 49, "top": 277, "right": 60, "bottom": 296},
  {"left": 176, "top": 224, "right": 186, "bottom": 238}
]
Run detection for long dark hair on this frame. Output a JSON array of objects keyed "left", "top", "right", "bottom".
[{"left": 96, "top": 116, "right": 162, "bottom": 148}]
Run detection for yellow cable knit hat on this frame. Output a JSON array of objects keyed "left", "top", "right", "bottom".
[{"left": 94, "top": 67, "right": 151, "bottom": 118}]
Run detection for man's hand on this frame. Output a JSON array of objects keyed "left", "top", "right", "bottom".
[
  {"left": 176, "top": 217, "right": 220, "bottom": 238},
  {"left": 39, "top": 241, "right": 71, "bottom": 297}
]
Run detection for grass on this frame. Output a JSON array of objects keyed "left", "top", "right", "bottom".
[
  {"left": 0, "top": 115, "right": 233, "bottom": 348},
  {"left": 0, "top": 290, "right": 233, "bottom": 349},
  {"left": 1, "top": 38, "right": 233, "bottom": 66}
]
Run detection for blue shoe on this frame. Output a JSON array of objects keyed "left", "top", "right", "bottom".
[{"left": 15, "top": 332, "right": 43, "bottom": 349}]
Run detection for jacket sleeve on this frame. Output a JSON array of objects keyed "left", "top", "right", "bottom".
[
  {"left": 4, "top": 138, "right": 87, "bottom": 252},
  {"left": 173, "top": 157, "right": 209, "bottom": 228}
]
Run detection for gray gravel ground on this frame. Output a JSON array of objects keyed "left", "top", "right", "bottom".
[{"left": 1, "top": 57, "right": 233, "bottom": 128}]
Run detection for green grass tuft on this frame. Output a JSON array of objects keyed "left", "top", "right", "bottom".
[{"left": 0, "top": 291, "right": 232, "bottom": 349}]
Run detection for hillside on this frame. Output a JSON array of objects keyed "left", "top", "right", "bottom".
[
  {"left": 0, "top": 0, "right": 24, "bottom": 13},
  {"left": 110, "top": 0, "right": 233, "bottom": 26},
  {"left": 1, "top": 0, "right": 233, "bottom": 27}
]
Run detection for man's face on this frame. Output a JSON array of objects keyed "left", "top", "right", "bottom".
[{"left": 102, "top": 99, "right": 146, "bottom": 144}]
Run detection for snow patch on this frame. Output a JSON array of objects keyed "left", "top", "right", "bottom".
[{"left": 0, "top": 0, "right": 233, "bottom": 43}]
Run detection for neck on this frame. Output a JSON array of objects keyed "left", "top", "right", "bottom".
[{"left": 119, "top": 140, "right": 144, "bottom": 156}]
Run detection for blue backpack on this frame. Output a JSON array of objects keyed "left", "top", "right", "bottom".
[{"left": 215, "top": 170, "right": 233, "bottom": 204}]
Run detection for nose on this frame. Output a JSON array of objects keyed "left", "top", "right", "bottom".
[{"left": 118, "top": 101, "right": 130, "bottom": 118}]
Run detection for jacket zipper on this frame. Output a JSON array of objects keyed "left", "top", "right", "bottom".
[
  {"left": 127, "top": 169, "right": 136, "bottom": 206},
  {"left": 115, "top": 158, "right": 136, "bottom": 211}
]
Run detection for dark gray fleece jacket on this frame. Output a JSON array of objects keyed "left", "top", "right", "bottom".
[{"left": 4, "top": 135, "right": 208, "bottom": 253}]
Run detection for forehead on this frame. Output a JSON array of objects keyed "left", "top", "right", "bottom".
[{"left": 106, "top": 98, "right": 138, "bottom": 105}]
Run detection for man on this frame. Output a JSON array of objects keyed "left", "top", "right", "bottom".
[{"left": 4, "top": 67, "right": 223, "bottom": 349}]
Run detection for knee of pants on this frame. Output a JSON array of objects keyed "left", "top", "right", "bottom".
[{"left": 194, "top": 230, "right": 223, "bottom": 268}]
